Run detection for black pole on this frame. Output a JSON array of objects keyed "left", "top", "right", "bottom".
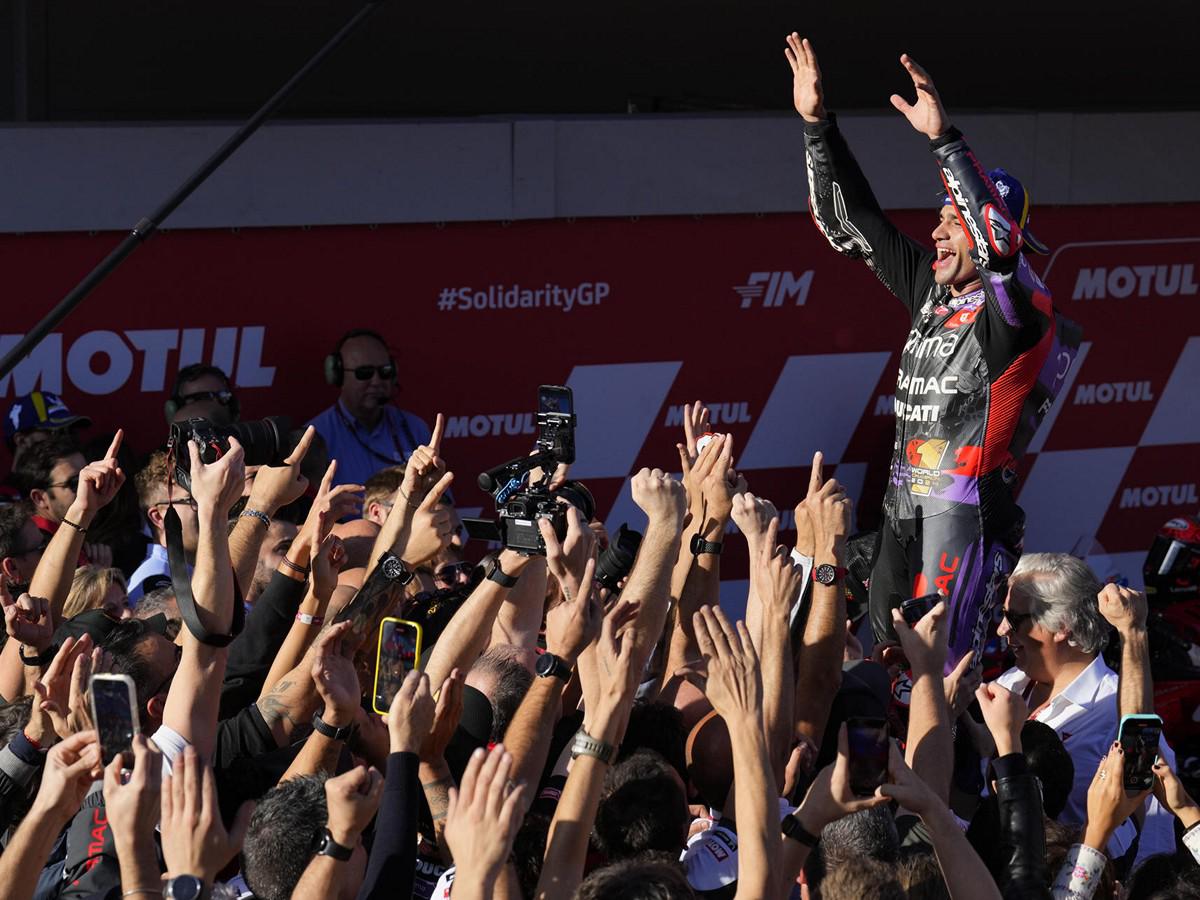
[{"left": 0, "top": 1, "right": 385, "bottom": 381}]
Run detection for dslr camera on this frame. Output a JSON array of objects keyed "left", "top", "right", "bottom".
[
  {"left": 166, "top": 415, "right": 292, "bottom": 493},
  {"left": 464, "top": 385, "right": 581, "bottom": 555}
]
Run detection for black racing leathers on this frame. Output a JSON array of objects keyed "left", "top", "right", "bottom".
[{"left": 803, "top": 115, "right": 1078, "bottom": 669}]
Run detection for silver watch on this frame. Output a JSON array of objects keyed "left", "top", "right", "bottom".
[{"left": 165, "top": 875, "right": 205, "bottom": 900}]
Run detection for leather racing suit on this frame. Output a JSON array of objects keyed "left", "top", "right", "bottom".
[{"left": 803, "top": 115, "right": 1079, "bottom": 670}]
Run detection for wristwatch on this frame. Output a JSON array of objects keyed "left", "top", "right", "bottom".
[
  {"left": 164, "top": 875, "right": 205, "bottom": 900},
  {"left": 486, "top": 556, "right": 520, "bottom": 588},
  {"left": 812, "top": 563, "right": 848, "bottom": 586},
  {"left": 315, "top": 827, "right": 354, "bottom": 861},
  {"left": 781, "top": 813, "right": 821, "bottom": 848},
  {"left": 18, "top": 645, "right": 55, "bottom": 667},
  {"left": 311, "top": 711, "right": 357, "bottom": 743},
  {"left": 535, "top": 652, "right": 572, "bottom": 682},
  {"left": 571, "top": 728, "right": 617, "bottom": 765},
  {"left": 379, "top": 552, "right": 414, "bottom": 586},
  {"left": 689, "top": 534, "right": 723, "bottom": 556}
]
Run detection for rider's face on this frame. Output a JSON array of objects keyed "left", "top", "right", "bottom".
[{"left": 931, "top": 206, "right": 980, "bottom": 292}]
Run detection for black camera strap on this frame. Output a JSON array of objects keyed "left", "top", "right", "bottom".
[{"left": 164, "top": 503, "right": 245, "bottom": 647}]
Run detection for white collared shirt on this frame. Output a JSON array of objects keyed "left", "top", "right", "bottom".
[{"left": 996, "top": 655, "right": 1177, "bottom": 863}]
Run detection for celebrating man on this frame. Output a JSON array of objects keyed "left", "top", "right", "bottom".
[{"left": 787, "top": 36, "right": 1075, "bottom": 668}]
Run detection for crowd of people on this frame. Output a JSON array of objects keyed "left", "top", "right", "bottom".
[{"left": 1, "top": 32, "right": 1199, "bottom": 900}]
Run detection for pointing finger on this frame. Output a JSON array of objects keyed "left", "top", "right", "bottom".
[
  {"left": 285, "top": 426, "right": 315, "bottom": 466},
  {"left": 420, "top": 471, "right": 455, "bottom": 510},
  {"left": 429, "top": 413, "right": 445, "bottom": 455},
  {"left": 808, "top": 451, "right": 824, "bottom": 498},
  {"left": 104, "top": 429, "right": 124, "bottom": 461}
]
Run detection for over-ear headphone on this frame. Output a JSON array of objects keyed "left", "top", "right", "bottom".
[
  {"left": 324, "top": 329, "right": 394, "bottom": 387},
  {"left": 164, "top": 364, "right": 240, "bottom": 423}
]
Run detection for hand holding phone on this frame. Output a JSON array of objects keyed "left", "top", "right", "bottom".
[
  {"left": 900, "top": 592, "right": 940, "bottom": 627},
  {"left": 1117, "top": 714, "right": 1163, "bottom": 793},
  {"left": 372, "top": 618, "right": 424, "bottom": 716},
  {"left": 846, "top": 716, "right": 889, "bottom": 796}
]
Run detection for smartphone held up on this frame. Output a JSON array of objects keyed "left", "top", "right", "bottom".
[
  {"left": 90, "top": 674, "right": 139, "bottom": 766},
  {"left": 372, "top": 617, "right": 424, "bottom": 715}
]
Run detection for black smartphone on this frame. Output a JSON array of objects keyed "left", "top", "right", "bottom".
[
  {"left": 1118, "top": 714, "right": 1163, "bottom": 792},
  {"left": 900, "top": 592, "right": 940, "bottom": 627},
  {"left": 372, "top": 618, "right": 424, "bottom": 715},
  {"left": 90, "top": 674, "right": 139, "bottom": 766},
  {"left": 846, "top": 716, "right": 890, "bottom": 797}
]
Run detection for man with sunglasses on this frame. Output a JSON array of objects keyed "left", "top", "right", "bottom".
[
  {"left": 308, "top": 329, "right": 431, "bottom": 488},
  {"left": 165, "top": 363, "right": 240, "bottom": 426}
]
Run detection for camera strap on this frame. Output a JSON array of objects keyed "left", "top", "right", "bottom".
[{"left": 164, "top": 503, "right": 246, "bottom": 647}]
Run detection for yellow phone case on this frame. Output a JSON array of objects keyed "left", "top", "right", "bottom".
[{"left": 372, "top": 617, "right": 424, "bottom": 715}]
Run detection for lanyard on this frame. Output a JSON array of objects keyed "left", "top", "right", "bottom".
[{"left": 335, "top": 403, "right": 418, "bottom": 466}]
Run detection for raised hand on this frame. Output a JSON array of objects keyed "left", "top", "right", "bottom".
[
  {"left": 399, "top": 413, "right": 448, "bottom": 509},
  {"left": 73, "top": 430, "right": 126, "bottom": 517},
  {"left": 546, "top": 555, "right": 603, "bottom": 666},
  {"left": 677, "top": 401, "right": 712, "bottom": 469},
  {"left": 311, "top": 624, "right": 362, "bottom": 730},
  {"left": 34, "top": 634, "right": 98, "bottom": 738},
  {"left": 784, "top": 34, "right": 826, "bottom": 123},
  {"left": 539, "top": 502, "right": 598, "bottom": 604},
  {"left": 385, "top": 669, "right": 436, "bottom": 755},
  {"left": 3, "top": 591, "right": 53, "bottom": 652},
  {"left": 444, "top": 745, "right": 527, "bottom": 886},
  {"left": 889, "top": 54, "right": 950, "bottom": 140},
  {"left": 290, "top": 460, "right": 364, "bottom": 572},
  {"left": 944, "top": 650, "right": 982, "bottom": 720},
  {"left": 31, "top": 730, "right": 102, "bottom": 819},
  {"left": 806, "top": 454, "right": 852, "bottom": 558},
  {"left": 401, "top": 470, "right": 456, "bottom": 567},
  {"left": 419, "top": 670, "right": 464, "bottom": 764},
  {"left": 103, "top": 734, "right": 163, "bottom": 847},
  {"left": 161, "top": 746, "right": 254, "bottom": 884},
  {"left": 794, "top": 724, "right": 888, "bottom": 832},
  {"left": 325, "top": 765, "right": 385, "bottom": 848},
  {"left": 877, "top": 739, "right": 938, "bottom": 816},
  {"left": 310, "top": 514, "right": 347, "bottom": 602},
  {"left": 731, "top": 491, "right": 780, "bottom": 558},
  {"left": 1083, "top": 743, "right": 1151, "bottom": 850},
  {"left": 246, "top": 425, "right": 315, "bottom": 515},
  {"left": 630, "top": 467, "right": 687, "bottom": 530},
  {"left": 679, "top": 605, "right": 762, "bottom": 723},
  {"left": 975, "top": 681, "right": 1028, "bottom": 757},
  {"left": 1152, "top": 758, "right": 1200, "bottom": 829},
  {"left": 890, "top": 598, "right": 949, "bottom": 678},
  {"left": 1097, "top": 583, "right": 1148, "bottom": 636},
  {"left": 187, "top": 436, "right": 246, "bottom": 517},
  {"left": 750, "top": 519, "right": 805, "bottom": 615}
]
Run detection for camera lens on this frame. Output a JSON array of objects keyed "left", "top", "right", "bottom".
[{"left": 596, "top": 523, "right": 643, "bottom": 592}]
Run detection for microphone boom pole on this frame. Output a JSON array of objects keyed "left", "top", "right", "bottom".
[{"left": 0, "top": 1, "right": 386, "bottom": 381}]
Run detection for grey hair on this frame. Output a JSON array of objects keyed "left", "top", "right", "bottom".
[{"left": 1011, "top": 553, "right": 1108, "bottom": 653}]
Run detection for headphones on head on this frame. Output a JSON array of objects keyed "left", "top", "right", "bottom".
[
  {"left": 324, "top": 329, "right": 395, "bottom": 387},
  {"left": 164, "top": 364, "right": 239, "bottom": 423}
]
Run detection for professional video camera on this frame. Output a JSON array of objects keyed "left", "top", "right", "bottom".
[
  {"left": 464, "top": 385, "right": 580, "bottom": 555},
  {"left": 166, "top": 415, "right": 293, "bottom": 493}
]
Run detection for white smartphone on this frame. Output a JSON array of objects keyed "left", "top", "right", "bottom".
[{"left": 90, "top": 673, "right": 140, "bottom": 766}]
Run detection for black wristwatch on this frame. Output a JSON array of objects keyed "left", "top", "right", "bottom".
[
  {"left": 18, "top": 645, "right": 54, "bottom": 667},
  {"left": 379, "top": 552, "right": 415, "bottom": 586},
  {"left": 164, "top": 874, "right": 205, "bottom": 900},
  {"left": 311, "top": 711, "right": 357, "bottom": 743},
  {"left": 535, "top": 652, "right": 572, "bottom": 682},
  {"left": 689, "top": 534, "right": 723, "bottom": 556},
  {"left": 781, "top": 813, "right": 820, "bottom": 848},
  {"left": 486, "top": 556, "right": 520, "bottom": 588},
  {"left": 315, "top": 827, "right": 354, "bottom": 861}
]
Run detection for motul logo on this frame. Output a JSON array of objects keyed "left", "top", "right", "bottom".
[
  {"left": 662, "top": 402, "right": 751, "bottom": 427},
  {"left": 1071, "top": 264, "right": 1198, "bottom": 300},
  {"left": 733, "top": 271, "right": 813, "bottom": 308},
  {"left": 1119, "top": 484, "right": 1199, "bottom": 509},
  {"left": 1073, "top": 381, "right": 1155, "bottom": 405}
]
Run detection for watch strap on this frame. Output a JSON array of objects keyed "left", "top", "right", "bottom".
[
  {"left": 311, "top": 711, "right": 356, "bottom": 743},
  {"left": 487, "top": 557, "right": 520, "bottom": 588},
  {"left": 781, "top": 813, "right": 821, "bottom": 847},
  {"left": 571, "top": 728, "right": 617, "bottom": 765},
  {"left": 689, "top": 534, "right": 723, "bottom": 556},
  {"left": 379, "top": 552, "right": 415, "bottom": 586},
  {"left": 536, "top": 652, "right": 572, "bottom": 682},
  {"left": 316, "top": 828, "right": 354, "bottom": 861},
  {"left": 18, "top": 645, "right": 55, "bottom": 667}
]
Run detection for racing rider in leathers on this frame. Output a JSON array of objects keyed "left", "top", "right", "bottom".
[{"left": 786, "top": 35, "right": 1077, "bottom": 672}]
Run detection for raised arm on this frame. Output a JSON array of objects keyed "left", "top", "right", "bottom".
[
  {"left": 788, "top": 35, "right": 933, "bottom": 311},
  {"left": 891, "top": 598, "right": 953, "bottom": 804},
  {"left": 280, "top": 623, "right": 363, "bottom": 781},
  {"left": 161, "top": 438, "right": 245, "bottom": 760},
  {"left": 1098, "top": 584, "right": 1153, "bottom": 717},
  {"left": 623, "top": 467, "right": 687, "bottom": 670}
]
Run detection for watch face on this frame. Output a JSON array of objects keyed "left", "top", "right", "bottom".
[
  {"left": 814, "top": 564, "right": 837, "bottom": 585},
  {"left": 535, "top": 653, "right": 554, "bottom": 676},
  {"left": 167, "top": 875, "right": 204, "bottom": 900},
  {"left": 381, "top": 555, "right": 408, "bottom": 583}
]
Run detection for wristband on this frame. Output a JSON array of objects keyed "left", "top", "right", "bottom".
[
  {"left": 486, "top": 556, "right": 519, "bottom": 588},
  {"left": 280, "top": 556, "right": 311, "bottom": 576},
  {"left": 689, "top": 534, "right": 723, "bottom": 556},
  {"left": 781, "top": 813, "right": 821, "bottom": 847},
  {"left": 60, "top": 517, "right": 87, "bottom": 534},
  {"left": 239, "top": 508, "right": 271, "bottom": 528},
  {"left": 315, "top": 827, "right": 354, "bottom": 861},
  {"left": 21, "top": 729, "right": 44, "bottom": 752},
  {"left": 18, "top": 645, "right": 54, "bottom": 667},
  {"left": 312, "top": 711, "right": 356, "bottom": 743},
  {"left": 296, "top": 612, "right": 324, "bottom": 627}
]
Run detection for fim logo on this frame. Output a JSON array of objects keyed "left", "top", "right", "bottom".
[{"left": 734, "top": 271, "right": 814, "bottom": 309}]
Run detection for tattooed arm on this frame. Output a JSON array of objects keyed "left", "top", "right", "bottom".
[
  {"left": 256, "top": 622, "right": 357, "bottom": 747},
  {"left": 331, "top": 563, "right": 405, "bottom": 654},
  {"left": 419, "top": 761, "right": 454, "bottom": 864}
]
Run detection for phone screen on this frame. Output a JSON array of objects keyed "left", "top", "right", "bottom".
[
  {"left": 1119, "top": 717, "right": 1162, "bottom": 791},
  {"left": 91, "top": 677, "right": 137, "bottom": 766},
  {"left": 373, "top": 619, "right": 422, "bottom": 714},
  {"left": 846, "top": 716, "right": 889, "bottom": 797},
  {"left": 901, "top": 592, "right": 940, "bottom": 627},
  {"left": 538, "top": 386, "right": 573, "bottom": 416}
]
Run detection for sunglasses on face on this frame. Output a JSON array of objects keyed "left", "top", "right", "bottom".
[
  {"left": 351, "top": 363, "right": 397, "bottom": 382},
  {"left": 154, "top": 497, "right": 198, "bottom": 511},
  {"left": 434, "top": 562, "right": 473, "bottom": 585},
  {"left": 179, "top": 389, "right": 234, "bottom": 408},
  {"left": 1002, "top": 608, "right": 1035, "bottom": 631},
  {"left": 48, "top": 475, "right": 79, "bottom": 494}
]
